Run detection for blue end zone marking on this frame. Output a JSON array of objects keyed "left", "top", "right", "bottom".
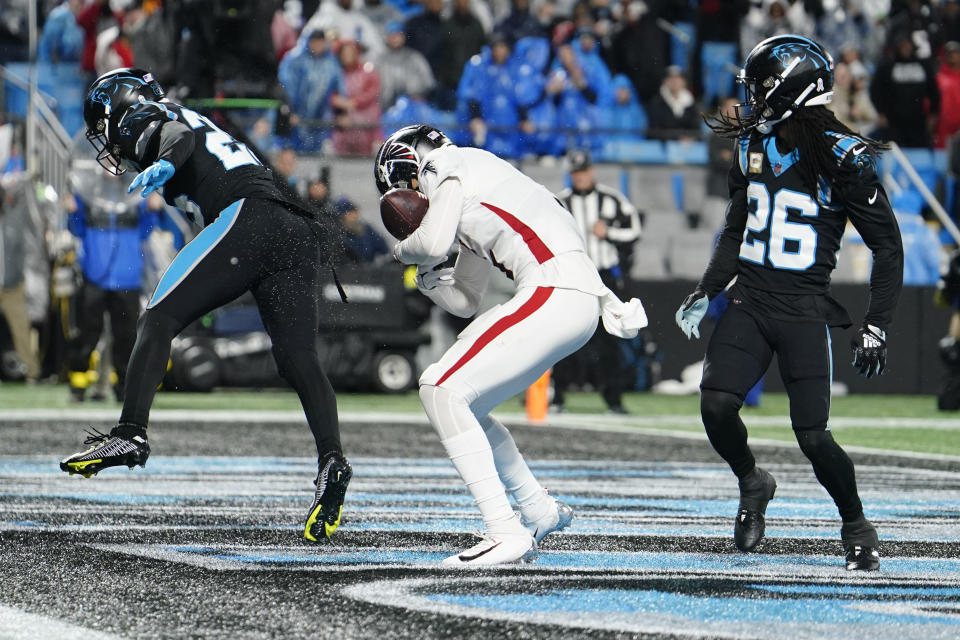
[
  {"left": 424, "top": 588, "right": 960, "bottom": 626},
  {"left": 757, "top": 585, "right": 960, "bottom": 597}
]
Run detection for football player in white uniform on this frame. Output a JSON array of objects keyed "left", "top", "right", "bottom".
[{"left": 375, "top": 125, "right": 648, "bottom": 567}]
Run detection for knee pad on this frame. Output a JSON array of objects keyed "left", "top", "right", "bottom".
[
  {"left": 794, "top": 428, "right": 835, "bottom": 460},
  {"left": 420, "top": 384, "right": 477, "bottom": 439},
  {"left": 700, "top": 389, "right": 742, "bottom": 430},
  {"left": 136, "top": 309, "right": 181, "bottom": 344},
  {"left": 272, "top": 346, "right": 320, "bottom": 382}
]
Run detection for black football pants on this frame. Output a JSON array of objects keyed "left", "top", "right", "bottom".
[
  {"left": 119, "top": 198, "right": 341, "bottom": 459},
  {"left": 699, "top": 302, "right": 865, "bottom": 522}
]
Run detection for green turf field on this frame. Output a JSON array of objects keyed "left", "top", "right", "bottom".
[{"left": 3, "top": 383, "right": 959, "bottom": 456}]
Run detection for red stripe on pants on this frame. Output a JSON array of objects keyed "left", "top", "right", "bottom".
[{"left": 436, "top": 286, "right": 555, "bottom": 386}]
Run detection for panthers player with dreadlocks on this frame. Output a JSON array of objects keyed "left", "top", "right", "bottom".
[
  {"left": 59, "top": 68, "right": 352, "bottom": 543},
  {"left": 675, "top": 36, "right": 903, "bottom": 570}
]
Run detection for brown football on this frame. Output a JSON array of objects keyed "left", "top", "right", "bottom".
[{"left": 380, "top": 188, "right": 429, "bottom": 240}]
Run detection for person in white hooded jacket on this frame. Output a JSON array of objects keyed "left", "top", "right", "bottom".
[{"left": 374, "top": 124, "right": 647, "bottom": 567}]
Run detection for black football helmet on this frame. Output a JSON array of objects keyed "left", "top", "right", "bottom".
[
  {"left": 374, "top": 124, "right": 452, "bottom": 195},
  {"left": 83, "top": 67, "right": 165, "bottom": 174},
  {"left": 734, "top": 35, "right": 834, "bottom": 134}
]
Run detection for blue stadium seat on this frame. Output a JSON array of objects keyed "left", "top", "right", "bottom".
[
  {"left": 600, "top": 139, "right": 666, "bottom": 164},
  {"left": 670, "top": 22, "right": 695, "bottom": 71},
  {"left": 890, "top": 189, "right": 924, "bottom": 215},
  {"left": 701, "top": 41, "right": 738, "bottom": 104},
  {"left": 665, "top": 140, "right": 708, "bottom": 165},
  {"left": 3, "top": 62, "right": 86, "bottom": 137},
  {"left": 884, "top": 148, "right": 940, "bottom": 194}
]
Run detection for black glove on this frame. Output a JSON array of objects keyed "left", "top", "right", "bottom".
[{"left": 851, "top": 324, "right": 887, "bottom": 378}]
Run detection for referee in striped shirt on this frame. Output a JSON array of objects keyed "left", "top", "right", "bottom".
[{"left": 554, "top": 149, "right": 641, "bottom": 414}]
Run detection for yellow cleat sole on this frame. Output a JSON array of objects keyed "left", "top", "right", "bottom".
[{"left": 303, "top": 504, "right": 344, "bottom": 542}]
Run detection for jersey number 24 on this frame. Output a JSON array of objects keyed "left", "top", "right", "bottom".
[
  {"left": 179, "top": 108, "right": 261, "bottom": 170},
  {"left": 739, "top": 182, "right": 818, "bottom": 271}
]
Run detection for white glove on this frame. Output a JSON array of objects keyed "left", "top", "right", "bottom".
[
  {"left": 415, "top": 266, "right": 455, "bottom": 291},
  {"left": 600, "top": 292, "right": 648, "bottom": 339}
]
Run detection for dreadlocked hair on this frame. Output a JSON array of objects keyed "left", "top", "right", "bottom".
[
  {"left": 706, "top": 106, "right": 888, "bottom": 193},
  {"left": 704, "top": 108, "right": 750, "bottom": 140},
  {"left": 776, "top": 106, "right": 887, "bottom": 193}
]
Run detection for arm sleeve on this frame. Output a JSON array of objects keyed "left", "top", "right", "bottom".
[
  {"left": 840, "top": 162, "right": 904, "bottom": 330},
  {"left": 697, "top": 163, "right": 748, "bottom": 297},
  {"left": 420, "top": 248, "right": 491, "bottom": 318},
  {"left": 605, "top": 194, "right": 641, "bottom": 244},
  {"left": 154, "top": 120, "right": 195, "bottom": 169},
  {"left": 393, "top": 178, "right": 463, "bottom": 266},
  {"left": 117, "top": 104, "right": 194, "bottom": 170}
]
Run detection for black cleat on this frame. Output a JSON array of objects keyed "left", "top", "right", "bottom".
[
  {"left": 733, "top": 467, "right": 777, "bottom": 552},
  {"left": 304, "top": 452, "right": 352, "bottom": 542},
  {"left": 844, "top": 544, "right": 880, "bottom": 571},
  {"left": 59, "top": 424, "right": 150, "bottom": 477},
  {"left": 841, "top": 517, "right": 880, "bottom": 571}
]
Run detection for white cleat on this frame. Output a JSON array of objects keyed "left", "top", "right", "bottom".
[
  {"left": 442, "top": 530, "right": 537, "bottom": 568},
  {"left": 523, "top": 500, "right": 574, "bottom": 544}
]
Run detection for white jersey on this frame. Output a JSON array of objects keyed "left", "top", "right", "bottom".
[{"left": 416, "top": 145, "right": 607, "bottom": 295}]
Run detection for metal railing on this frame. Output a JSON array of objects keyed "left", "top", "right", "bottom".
[
  {"left": 883, "top": 142, "right": 960, "bottom": 245},
  {"left": 0, "top": 64, "right": 73, "bottom": 198}
]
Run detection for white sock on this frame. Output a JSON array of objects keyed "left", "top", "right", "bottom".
[
  {"left": 440, "top": 429, "right": 518, "bottom": 531},
  {"left": 482, "top": 416, "right": 553, "bottom": 524}
]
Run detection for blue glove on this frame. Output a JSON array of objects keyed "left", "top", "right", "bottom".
[
  {"left": 128, "top": 159, "right": 175, "bottom": 197},
  {"left": 675, "top": 290, "right": 709, "bottom": 339}
]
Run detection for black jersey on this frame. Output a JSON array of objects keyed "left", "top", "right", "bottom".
[
  {"left": 113, "top": 100, "right": 299, "bottom": 226},
  {"left": 698, "top": 130, "right": 903, "bottom": 329}
]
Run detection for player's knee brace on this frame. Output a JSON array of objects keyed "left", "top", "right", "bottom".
[
  {"left": 136, "top": 308, "right": 181, "bottom": 345},
  {"left": 271, "top": 345, "right": 320, "bottom": 384},
  {"left": 794, "top": 428, "right": 838, "bottom": 461},
  {"left": 700, "top": 390, "right": 743, "bottom": 433},
  {"left": 419, "top": 384, "right": 476, "bottom": 439}
]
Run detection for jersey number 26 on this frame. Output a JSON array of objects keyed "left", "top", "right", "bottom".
[
  {"left": 179, "top": 107, "right": 261, "bottom": 171},
  {"left": 739, "top": 182, "right": 818, "bottom": 271}
]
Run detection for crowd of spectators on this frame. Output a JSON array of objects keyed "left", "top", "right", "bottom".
[{"left": 0, "top": 0, "right": 955, "bottom": 158}]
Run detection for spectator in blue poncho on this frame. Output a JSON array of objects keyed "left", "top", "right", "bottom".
[
  {"left": 513, "top": 36, "right": 563, "bottom": 156},
  {"left": 458, "top": 33, "right": 528, "bottom": 157},
  {"left": 544, "top": 29, "right": 612, "bottom": 153},
  {"left": 602, "top": 74, "right": 647, "bottom": 144},
  {"left": 38, "top": 0, "right": 84, "bottom": 63},
  {"left": 278, "top": 30, "right": 348, "bottom": 150}
]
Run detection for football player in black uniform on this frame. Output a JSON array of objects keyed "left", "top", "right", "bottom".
[
  {"left": 60, "top": 68, "right": 352, "bottom": 543},
  {"left": 675, "top": 36, "right": 903, "bottom": 571}
]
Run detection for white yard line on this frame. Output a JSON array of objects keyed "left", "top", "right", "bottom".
[
  {"left": 1, "top": 409, "right": 960, "bottom": 430},
  {"left": 2, "top": 408, "right": 960, "bottom": 463},
  {"left": 0, "top": 605, "right": 126, "bottom": 640}
]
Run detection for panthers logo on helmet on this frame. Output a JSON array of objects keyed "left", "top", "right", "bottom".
[{"left": 770, "top": 41, "right": 831, "bottom": 71}]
